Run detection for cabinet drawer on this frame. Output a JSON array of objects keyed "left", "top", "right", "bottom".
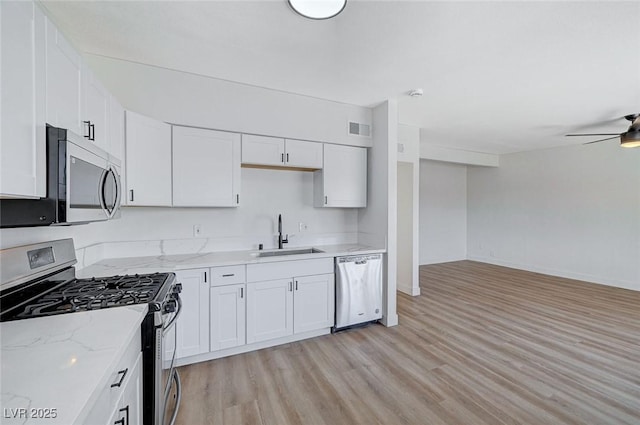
[
  {"left": 83, "top": 331, "right": 141, "bottom": 424},
  {"left": 247, "top": 258, "right": 333, "bottom": 282},
  {"left": 210, "top": 265, "right": 246, "bottom": 286},
  {"left": 107, "top": 329, "right": 141, "bottom": 407}
]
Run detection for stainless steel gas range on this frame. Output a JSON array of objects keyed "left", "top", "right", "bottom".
[{"left": 0, "top": 239, "right": 182, "bottom": 425}]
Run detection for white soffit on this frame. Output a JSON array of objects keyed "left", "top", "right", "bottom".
[{"left": 40, "top": 1, "right": 640, "bottom": 154}]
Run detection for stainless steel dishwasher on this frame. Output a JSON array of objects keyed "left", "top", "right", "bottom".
[{"left": 334, "top": 254, "right": 383, "bottom": 331}]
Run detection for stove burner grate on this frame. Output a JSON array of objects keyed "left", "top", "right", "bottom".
[{"left": 12, "top": 273, "right": 169, "bottom": 319}]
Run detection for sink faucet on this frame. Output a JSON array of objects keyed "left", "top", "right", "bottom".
[{"left": 278, "top": 214, "right": 289, "bottom": 249}]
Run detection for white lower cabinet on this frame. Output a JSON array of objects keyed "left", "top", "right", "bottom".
[
  {"left": 246, "top": 278, "right": 293, "bottom": 344},
  {"left": 293, "top": 274, "right": 335, "bottom": 334},
  {"left": 175, "top": 269, "right": 209, "bottom": 359},
  {"left": 84, "top": 329, "right": 142, "bottom": 425},
  {"left": 175, "top": 259, "right": 335, "bottom": 362},
  {"left": 210, "top": 283, "right": 246, "bottom": 351},
  {"left": 246, "top": 259, "right": 335, "bottom": 344},
  {"left": 107, "top": 353, "right": 142, "bottom": 425}
]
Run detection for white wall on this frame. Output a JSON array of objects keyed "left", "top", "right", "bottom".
[
  {"left": 419, "top": 159, "right": 467, "bottom": 264},
  {"left": 85, "top": 55, "right": 372, "bottom": 148},
  {"left": 396, "top": 124, "right": 420, "bottom": 296},
  {"left": 467, "top": 142, "right": 640, "bottom": 290},
  {"left": 358, "top": 100, "right": 398, "bottom": 327},
  {"left": 0, "top": 168, "right": 358, "bottom": 265}
]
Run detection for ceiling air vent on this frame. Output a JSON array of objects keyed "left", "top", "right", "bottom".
[{"left": 348, "top": 121, "right": 371, "bottom": 137}]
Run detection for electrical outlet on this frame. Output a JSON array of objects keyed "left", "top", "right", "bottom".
[
  {"left": 298, "top": 222, "right": 309, "bottom": 232},
  {"left": 193, "top": 224, "right": 202, "bottom": 237}
]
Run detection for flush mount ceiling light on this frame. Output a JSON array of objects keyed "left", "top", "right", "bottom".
[{"left": 288, "top": 0, "right": 347, "bottom": 20}]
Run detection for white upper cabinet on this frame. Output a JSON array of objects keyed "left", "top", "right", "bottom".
[
  {"left": 241, "top": 134, "right": 284, "bottom": 166},
  {"left": 124, "top": 111, "right": 172, "bottom": 206},
  {"left": 81, "top": 64, "right": 110, "bottom": 153},
  {"left": 284, "top": 139, "right": 323, "bottom": 169},
  {"left": 45, "top": 17, "right": 83, "bottom": 137},
  {"left": 314, "top": 144, "right": 367, "bottom": 208},
  {"left": 108, "top": 95, "right": 125, "bottom": 163},
  {"left": 172, "top": 126, "right": 241, "bottom": 207},
  {"left": 241, "top": 135, "right": 323, "bottom": 169},
  {"left": 0, "top": 1, "right": 46, "bottom": 198}
]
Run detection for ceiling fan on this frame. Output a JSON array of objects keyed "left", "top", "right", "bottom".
[{"left": 565, "top": 114, "right": 640, "bottom": 148}]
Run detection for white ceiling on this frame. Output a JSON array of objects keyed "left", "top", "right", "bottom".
[{"left": 41, "top": 1, "right": 640, "bottom": 154}]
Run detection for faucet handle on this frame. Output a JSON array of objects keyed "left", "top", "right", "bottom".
[{"left": 283, "top": 234, "right": 289, "bottom": 244}]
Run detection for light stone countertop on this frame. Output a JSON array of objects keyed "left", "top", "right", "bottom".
[
  {"left": 77, "top": 243, "right": 385, "bottom": 278},
  {"left": 0, "top": 304, "right": 148, "bottom": 425}
]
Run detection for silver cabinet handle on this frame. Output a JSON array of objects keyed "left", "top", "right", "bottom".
[
  {"left": 324, "top": 195, "right": 328, "bottom": 205},
  {"left": 236, "top": 194, "right": 239, "bottom": 204},
  {"left": 286, "top": 153, "right": 289, "bottom": 163},
  {"left": 295, "top": 280, "right": 298, "bottom": 291},
  {"left": 281, "top": 153, "right": 284, "bottom": 163},
  {"left": 129, "top": 189, "right": 134, "bottom": 202},
  {"left": 240, "top": 287, "right": 244, "bottom": 298},
  {"left": 289, "top": 281, "right": 293, "bottom": 291},
  {"left": 222, "top": 273, "right": 235, "bottom": 277}
]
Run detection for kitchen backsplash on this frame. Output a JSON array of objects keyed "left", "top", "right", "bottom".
[{"left": 2, "top": 168, "right": 360, "bottom": 267}]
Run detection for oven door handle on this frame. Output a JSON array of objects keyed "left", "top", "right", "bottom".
[{"left": 163, "top": 295, "right": 182, "bottom": 333}]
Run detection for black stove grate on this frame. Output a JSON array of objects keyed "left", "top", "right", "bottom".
[{"left": 8, "top": 273, "right": 170, "bottom": 320}]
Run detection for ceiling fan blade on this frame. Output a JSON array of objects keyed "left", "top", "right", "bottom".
[
  {"left": 566, "top": 133, "right": 620, "bottom": 137},
  {"left": 568, "top": 116, "right": 626, "bottom": 133},
  {"left": 583, "top": 136, "right": 619, "bottom": 145}
]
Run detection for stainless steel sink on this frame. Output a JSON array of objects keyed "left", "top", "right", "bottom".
[{"left": 257, "top": 248, "right": 324, "bottom": 257}]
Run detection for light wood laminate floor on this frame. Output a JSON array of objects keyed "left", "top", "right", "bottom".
[{"left": 175, "top": 260, "right": 640, "bottom": 425}]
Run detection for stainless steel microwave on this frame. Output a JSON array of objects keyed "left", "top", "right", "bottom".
[{"left": 0, "top": 125, "right": 121, "bottom": 228}]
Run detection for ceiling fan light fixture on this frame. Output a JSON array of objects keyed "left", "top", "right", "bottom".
[
  {"left": 620, "top": 131, "right": 640, "bottom": 148},
  {"left": 288, "top": 0, "right": 347, "bottom": 20}
]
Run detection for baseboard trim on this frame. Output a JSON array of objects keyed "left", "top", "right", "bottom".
[
  {"left": 467, "top": 255, "right": 639, "bottom": 292},
  {"left": 397, "top": 284, "right": 420, "bottom": 296}
]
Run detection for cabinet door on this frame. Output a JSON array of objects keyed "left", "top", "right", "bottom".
[
  {"left": 124, "top": 110, "right": 172, "bottom": 206},
  {"left": 293, "top": 274, "right": 335, "bottom": 333},
  {"left": 119, "top": 353, "right": 143, "bottom": 425},
  {"left": 210, "top": 284, "right": 246, "bottom": 351},
  {"left": 241, "top": 134, "right": 285, "bottom": 166},
  {"left": 45, "top": 17, "right": 83, "bottom": 136},
  {"left": 246, "top": 279, "right": 293, "bottom": 344},
  {"left": 172, "top": 127, "right": 241, "bottom": 207},
  {"left": 108, "top": 95, "right": 125, "bottom": 163},
  {"left": 82, "top": 65, "right": 110, "bottom": 153},
  {"left": 285, "top": 139, "right": 323, "bottom": 169},
  {"left": 316, "top": 144, "right": 367, "bottom": 208},
  {"left": 175, "top": 269, "right": 209, "bottom": 359},
  {"left": 0, "top": 1, "right": 46, "bottom": 198}
]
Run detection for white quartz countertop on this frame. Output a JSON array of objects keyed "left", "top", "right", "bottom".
[
  {"left": 0, "top": 305, "right": 148, "bottom": 425},
  {"left": 77, "top": 243, "right": 385, "bottom": 278}
]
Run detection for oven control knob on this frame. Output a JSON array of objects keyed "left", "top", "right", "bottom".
[
  {"left": 173, "top": 283, "right": 182, "bottom": 294},
  {"left": 164, "top": 300, "right": 177, "bottom": 313}
]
